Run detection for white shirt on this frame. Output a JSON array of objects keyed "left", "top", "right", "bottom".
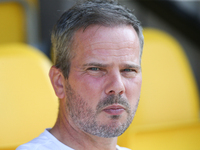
[{"left": 16, "top": 129, "right": 130, "bottom": 150}]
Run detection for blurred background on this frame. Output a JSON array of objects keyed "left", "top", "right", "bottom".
[{"left": 0, "top": 0, "right": 200, "bottom": 150}]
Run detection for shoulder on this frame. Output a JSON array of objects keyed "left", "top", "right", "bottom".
[
  {"left": 16, "top": 129, "right": 71, "bottom": 150},
  {"left": 16, "top": 130, "right": 55, "bottom": 150},
  {"left": 116, "top": 145, "right": 131, "bottom": 150}
]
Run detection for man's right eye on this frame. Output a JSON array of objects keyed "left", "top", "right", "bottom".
[{"left": 88, "top": 67, "right": 100, "bottom": 71}]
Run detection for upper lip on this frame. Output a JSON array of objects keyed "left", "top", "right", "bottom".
[{"left": 103, "top": 104, "right": 125, "bottom": 110}]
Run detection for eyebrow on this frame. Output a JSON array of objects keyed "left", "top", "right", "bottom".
[
  {"left": 123, "top": 64, "right": 141, "bottom": 70},
  {"left": 83, "top": 62, "right": 141, "bottom": 70},
  {"left": 83, "top": 62, "right": 109, "bottom": 68}
]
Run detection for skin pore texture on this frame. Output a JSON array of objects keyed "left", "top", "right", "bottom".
[{"left": 49, "top": 25, "right": 142, "bottom": 150}]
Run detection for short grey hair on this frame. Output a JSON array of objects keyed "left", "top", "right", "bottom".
[{"left": 51, "top": 0, "right": 144, "bottom": 78}]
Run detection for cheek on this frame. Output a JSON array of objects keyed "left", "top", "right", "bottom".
[
  {"left": 125, "top": 76, "right": 142, "bottom": 105},
  {"left": 69, "top": 74, "right": 104, "bottom": 104}
]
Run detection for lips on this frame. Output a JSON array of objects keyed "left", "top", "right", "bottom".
[{"left": 103, "top": 104, "right": 125, "bottom": 115}]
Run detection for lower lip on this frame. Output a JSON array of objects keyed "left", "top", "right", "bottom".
[{"left": 103, "top": 108, "right": 124, "bottom": 115}]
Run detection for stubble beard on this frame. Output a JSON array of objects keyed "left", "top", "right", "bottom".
[{"left": 65, "top": 81, "right": 139, "bottom": 138}]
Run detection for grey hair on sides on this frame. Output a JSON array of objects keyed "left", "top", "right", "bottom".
[{"left": 51, "top": 0, "right": 144, "bottom": 78}]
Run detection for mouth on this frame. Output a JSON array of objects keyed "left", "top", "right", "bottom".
[{"left": 103, "top": 104, "right": 125, "bottom": 115}]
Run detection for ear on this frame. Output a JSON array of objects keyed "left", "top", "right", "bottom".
[{"left": 49, "top": 66, "right": 65, "bottom": 99}]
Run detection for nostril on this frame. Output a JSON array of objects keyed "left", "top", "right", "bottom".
[
  {"left": 109, "top": 90, "right": 115, "bottom": 94},
  {"left": 108, "top": 90, "right": 124, "bottom": 95},
  {"left": 119, "top": 91, "right": 123, "bottom": 95}
]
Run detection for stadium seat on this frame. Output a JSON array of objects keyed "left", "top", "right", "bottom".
[
  {"left": 0, "top": 43, "right": 58, "bottom": 150},
  {"left": 0, "top": 0, "right": 39, "bottom": 45},
  {"left": 118, "top": 28, "right": 200, "bottom": 150}
]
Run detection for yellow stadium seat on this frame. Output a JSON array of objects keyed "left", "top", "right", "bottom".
[
  {"left": 118, "top": 28, "right": 200, "bottom": 150},
  {"left": 0, "top": 0, "right": 39, "bottom": 45},
  {"left": 0, "top": 43, "right": 58, "bottom": 150}
]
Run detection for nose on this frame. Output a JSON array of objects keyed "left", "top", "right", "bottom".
[{"left": 105, "top": 71, "right": 125, "bottom": 95}]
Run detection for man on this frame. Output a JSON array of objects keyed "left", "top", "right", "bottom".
[{"left": 17, "top": 0, "right": 144, "bottom": 149}]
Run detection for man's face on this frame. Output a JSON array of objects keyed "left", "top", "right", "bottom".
[{"left": 64, "top": 25, "right": 142, "bottom": 138}]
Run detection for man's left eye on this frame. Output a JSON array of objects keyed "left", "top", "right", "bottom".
[
  {"left": 121, "top": 69, "right": 137, "bottom": 78},
  {"left": 123, "top": 69, "right": 136, "bottom": 72}
]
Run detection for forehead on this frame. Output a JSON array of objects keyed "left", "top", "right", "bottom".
[{"left": 71, "top": 25, "right": 140, "bottom": 61}]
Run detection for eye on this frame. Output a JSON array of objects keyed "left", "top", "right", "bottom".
[
  {"left": 88, "top": 67, "right": 100, "bottom": 71},
  {"left": 121, "top": 68, "right": 138, "bottom": 78},
  {"left": 122, "top": 68, "right": 136, "bottom": 72},
  {"left": 86, "top": 67, "right": 106, "bottom": 77}
]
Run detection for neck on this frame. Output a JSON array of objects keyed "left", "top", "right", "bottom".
[{"left": 50, "top": 108, "right": 118, "bottom": 150}]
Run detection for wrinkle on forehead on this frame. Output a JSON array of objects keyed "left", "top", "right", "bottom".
[
  {"left": 72, "top": 25, "right": 140, "bottom": 62},
  {"left": 73, "top": 25, "right": 139, "bottom": 46},
  {"left": 87, "top": 49, "right": 138, "bottom": 58},
  {"left": 83, "top": 42, "right": 140, "bottom": 59},
  {"left": 76, "top": 40, "right": 140, "bottom": 58},
  {"left": 84, "top": 41, "right": 139, "bottom": 51}
]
